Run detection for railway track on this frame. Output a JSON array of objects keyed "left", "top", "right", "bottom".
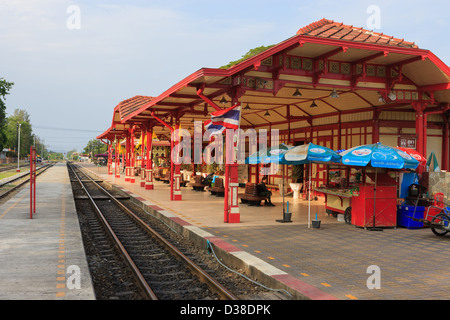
[
  {"left": 0, "top": 163, "right": 29, "bottom": 173},
  {"left": 0, "top": 164, "right": 53, "bottom": 200},
  {"left": 68, "top": 162, "right": 239, "bottom": 300}
]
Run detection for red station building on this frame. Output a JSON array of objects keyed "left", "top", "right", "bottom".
[{"left": 97, "top": 19, "right": 450, "bottom": 224}]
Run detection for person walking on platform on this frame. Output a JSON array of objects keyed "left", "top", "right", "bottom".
[{"left": 258, "top": 177, "right": 275, "bottom": 206}]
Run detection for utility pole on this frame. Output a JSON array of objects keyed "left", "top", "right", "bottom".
[{"left": 17, "top": 123, "right": 21, "bottom": 172}]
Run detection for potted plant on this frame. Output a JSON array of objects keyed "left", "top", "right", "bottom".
[
  {"left": 291, "top": 165, "right": 303, "bottom": 183},
  {"left": 290, "top": 165, "right": 304, "bottom": 199}
]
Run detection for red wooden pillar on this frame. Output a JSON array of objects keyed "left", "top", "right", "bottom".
[
  {"left": 225, "top": 129, "right": 240, "bottom": 223},
  {"left": 224, "top": 164, "right": 229, "bottom": 223},
  {"left": 130, "top": 129, "right": 136, "bottom": 183},
  {"left": 145, "top": 124, "right": 154, "bottom": 190},
  {"left": 413, "top": 103, "right": 426, "bottom": 174},
  {"left": 140, "top": 129, "right": 146, "bottom": 187},
  {"left": 443, "top": 119, "right": 449, "bottom": 171},
  {"left": 173, "top": 122, "right": 182, "bottom": 201},
  {"left": 413, "top": 103, "right": 426, "bottom": 156},
  {"left": 125, "top": 133, "right": 131, "bottom": 182},
  {"left": 372, "top": 110, "right": 380, "bottom": 144},
  {"left": 228, "top": 163, "right": 240, "bottom": 223},
  {"left": 115, "top": 139, "right": 120, "bottom": 178},
  {"left": 107, "top": 143, "right": 113, "bottom": 175}
]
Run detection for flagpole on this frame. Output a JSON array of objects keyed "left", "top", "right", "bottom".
[
  {"left": 231, "top": 102, "right": 241, "bottom": 223},
  {"left": 236, "top": 102, "right": 242, "bottom": 162},
  {"left": 308, "top": 162, "right": 311, "bottom": 229}
]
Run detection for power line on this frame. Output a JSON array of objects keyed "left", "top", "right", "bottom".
[{"left": 33, "top": 125, "right": 103, "bottom": 133}]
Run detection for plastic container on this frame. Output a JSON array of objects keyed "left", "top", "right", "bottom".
[{"left": 397, "top": 205, "right": 424, "bottom": 229}]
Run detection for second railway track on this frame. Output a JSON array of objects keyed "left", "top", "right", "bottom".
[{"left": 68, "top": 162, "right": 243, "bottom": 300}]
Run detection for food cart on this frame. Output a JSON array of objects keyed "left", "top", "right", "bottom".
[
  {"left": 318, "top": 143, "right": 419, "bottom": 229},
  {"left": 317, "top": 167, "right": 397, "bottom": 227},
  {"left": 316, "top": 166, "right": 354, "bottom": 219}
]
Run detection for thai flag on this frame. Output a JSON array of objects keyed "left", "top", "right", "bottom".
[
  {"left": 204, "top": 103, "right": 241, "bottom": 135},
  {"left": 204, "top": 120, "right": 226, "bottom": 135}
]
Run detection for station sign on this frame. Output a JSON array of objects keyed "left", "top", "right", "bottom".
[{"left": 398, "top": 137, "right": 416, "bottom": 149}]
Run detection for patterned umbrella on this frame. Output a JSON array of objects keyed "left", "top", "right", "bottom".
[
  {"left": 340, "top": 143, "right": 419, "bottom": 170},
  {"left": 395, "top": 147, "right": 426, "bottom": 167}
]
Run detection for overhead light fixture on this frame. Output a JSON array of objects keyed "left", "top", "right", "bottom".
[
  {"left": 378, "top": 92, "right": 386, "bottom": 104},
  {"left": 388, "top": 90, "right": 397, "bottom": 101},
  {"left": 293, "top": 88, "right": 302, "bottom": 97},
  {"left": 310, "top": 100, "right": 318, "bottom": 108},
  {"left": 220, "top": 97, "right": 228, "bottom": 105},
  {"left": 244, "top": 103, "right": 251, "bottom": 110},
  {"left": 264, "top": 110, "right": 271, "bottom": 116},
  {"left": 329, "top": 88, "right": 339, "bottom": 98}
]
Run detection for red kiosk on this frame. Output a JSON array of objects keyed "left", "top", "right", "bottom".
[{"left": 351, "top": 171, "right": 397, "bottom": 228}]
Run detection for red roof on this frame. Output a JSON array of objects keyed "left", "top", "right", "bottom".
[
  {"left": 118, "top": 95, "right": 153, "bottom": 121},
  {"left": 297, "top": 18, "right": 418, "bottom": 49}
]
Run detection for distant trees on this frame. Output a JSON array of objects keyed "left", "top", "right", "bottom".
[
  {"left": 83, "top": 139, "right": 107, "bottom": 157},
  {"left": 5, "top": 109, "right": 34, "bottom": 158},
  {"left": 0, "top": 78, "right": 14, "bottom": 151},
  {"left": 0, "top": 78, "right": 50, "bottom": 160}
]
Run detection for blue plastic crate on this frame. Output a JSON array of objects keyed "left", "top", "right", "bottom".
[{"left": 397, "top": 205, "right": 424, "bottom": 229}]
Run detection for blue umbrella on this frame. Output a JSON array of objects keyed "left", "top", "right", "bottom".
[
  {"left": 245, "top": 143, "right": 342, "bottom": 226},
  {"left": 340, "top": 142, "right": 419, "bottom": 169},
  {"left": 245, "top": 143, "right": 294, "bottom": 165},
  {"left": 282, "top": 143, "right": 341, "bottom": 227},
  {"left": 283, "top": 143, "right": 342, "bottom": 164}
]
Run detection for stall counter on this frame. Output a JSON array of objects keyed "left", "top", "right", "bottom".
[{"left": 316, "top": 187, "right": 355, "bottom": 216}]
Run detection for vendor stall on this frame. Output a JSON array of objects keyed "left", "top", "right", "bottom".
[
  {"left": 332, "top": 143, "right": 420, "bottom": 229},
  {"left": 316, "top": 167, "right": 397, "bottom": 227},
  {"left": 317, "top": 166, "right": 352, "bottom": 217}
]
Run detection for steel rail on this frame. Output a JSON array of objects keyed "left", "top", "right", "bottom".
[
  {"left": 70, "top": 163, "right": 238, "bottom": 301},
  {"left": 68, "top": 163, "right": 158, "bottom": 300},
  {"left": 0, "top": 164, "right": 53, "bottom": 199}
]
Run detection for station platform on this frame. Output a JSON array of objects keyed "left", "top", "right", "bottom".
[
  {"left": 81, "top": 163, "right": 450, "bottom": 300},
  {"left": 0, "top": 163, "right": 95, "bottom": 300}
]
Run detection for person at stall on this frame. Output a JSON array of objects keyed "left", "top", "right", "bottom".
[{"left": 258, "top": 177, "right": 275, "bottom": 207}]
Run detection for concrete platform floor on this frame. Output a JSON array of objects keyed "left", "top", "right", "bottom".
[
  {"left": 81, "top": 163, "right": 450, "bottom": 300},
  {"left": 0, "top": 163, "right": 95, "bottom": 300}
]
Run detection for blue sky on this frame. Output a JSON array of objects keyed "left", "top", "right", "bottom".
[{"left": 1, "top": 0, "right": 449, "bottom": 153}]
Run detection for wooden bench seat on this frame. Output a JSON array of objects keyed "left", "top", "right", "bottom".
[
  {"left": 239, "top": 183, "right": 268, "bottom": 206},
  {"left": 153, "top": 168, "right": 163, "bottom": 181},
  {"left": 190, "top": 175, "right": 206, "bottom": 191},
  {"left": 160, "top": 171, "right": 171, "bottom": 184},
  {"left": 207, "top": 178, "right": 225, "bottom": 197}
]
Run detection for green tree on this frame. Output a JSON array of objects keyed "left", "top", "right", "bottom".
[
  {"left": 67, "top": 149, "right": 79, "bottom": 161},
  {"left": 5, "top": 109, "right": 33, "bottom": 158},
  {"left": 0, "top": 78, "right": 14, "bottom": 150},
  {"left": 84, "top": 139, "right": 107, "bottom": 157},
  {"left": 220, "top": 45, "right": 275, "bottom": 69}
]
